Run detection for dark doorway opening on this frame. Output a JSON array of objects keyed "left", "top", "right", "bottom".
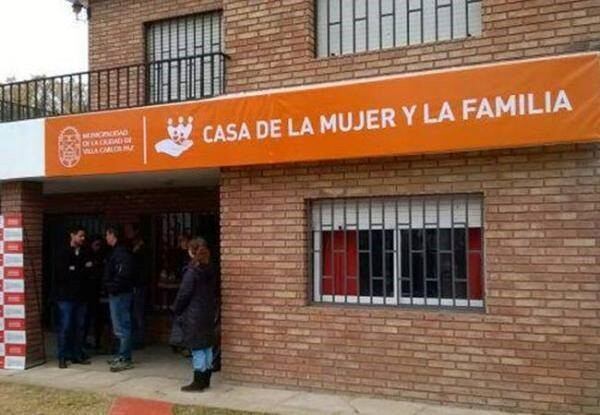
[{"left": 41, "top": 210, "right": 220, "bottom": 366}]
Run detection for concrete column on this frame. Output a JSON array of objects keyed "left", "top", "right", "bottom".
[{"left": 1, "top": 181, "right": 45, "bottom": 368}]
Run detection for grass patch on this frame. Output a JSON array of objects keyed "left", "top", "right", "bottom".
[
  {"left": 174, "top": 407, "right": 267, "bottom": 415},
  {"left": 0, "top": 381, "right": 111, "bottom": 415}
]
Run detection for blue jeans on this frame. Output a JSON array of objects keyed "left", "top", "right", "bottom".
[
  {"left": 56, "top": 301, "right": 87, "bottom": 361},
  {"left": 192, "top": 348, "right": 213, "bottom": 372},
  {"left": 108, "top": 293, "right": 133, "bottom": 361}
]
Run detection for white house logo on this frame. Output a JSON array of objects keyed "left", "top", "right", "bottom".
[
  {"left": 155, "top": 116, "right": 194, "bottom": 158},
  {"left": 58, "top": 126, "right": 82, "bottom": 168}
]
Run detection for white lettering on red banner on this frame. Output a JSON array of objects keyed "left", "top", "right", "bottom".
[{"left": 0, "top": 214, "right": 26, "bottom": 370}]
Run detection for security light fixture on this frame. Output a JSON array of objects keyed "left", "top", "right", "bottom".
[
  {"left": 72, "top": 1, "right": 83, "bottom": 15},
  {"left": 70, "top": 0, "right": 90, "bottom": 21}
]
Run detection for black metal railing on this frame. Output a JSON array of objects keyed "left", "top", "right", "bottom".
[{"left": 0, "top": 52, "right": 228, "bottom": 123}]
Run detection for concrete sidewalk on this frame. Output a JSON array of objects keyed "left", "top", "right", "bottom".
[{"left": 0, "top": 347, "right": 528, "bottom": 415}]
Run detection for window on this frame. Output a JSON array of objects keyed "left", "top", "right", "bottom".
[
  {"left": 146, "top": 12, "right": 224, "bottom": 104},
  {"left": 311, "top": 195, "right": 484, "bottom": 308},
  {"left": 154, "top": 212, "right": 219, "bottom": 311},
  {"left": 316, "top": 0, "right": 483, "bottom": 57}
]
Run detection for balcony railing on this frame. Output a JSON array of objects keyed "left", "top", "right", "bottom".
[{"left": 0, "top": 53, "right": 228, "bottom": 123}]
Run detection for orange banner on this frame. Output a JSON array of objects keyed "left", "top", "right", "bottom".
[{"left": 45, "top": 53, "right": 600, "bottom": 177}]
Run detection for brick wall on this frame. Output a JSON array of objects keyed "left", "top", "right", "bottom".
[
  {"left": 78, "top": 1, "right": 600, "bottom": 413},
  {"left": 219, "top": 143, "right": 600, "bottom": 415},
  {"left": 223, "top": 0, "right": 600, "bottom": 92},
  {"left": 88, "top": 0, "right": 222, "bottom": 70},
  {"left": 89, "top": 0, "right": 600, "bottom": 92},
  {"left": 1, "top": 182, "right": 45, "bottom": 368}
]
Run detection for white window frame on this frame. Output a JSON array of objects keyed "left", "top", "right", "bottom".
[
  {"left": 314, "top": 225, "right": 399, "bottom": 305},
  {"left": 311, "top": 195, "right": 484, "bottom": 308},
  {"left": 316, "top": 0, "right": 483, "bottom": 58},
  {"left": 146, "top": 11, "right": 224, "bottom": 103}
]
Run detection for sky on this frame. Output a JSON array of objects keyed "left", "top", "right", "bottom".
[{"left": 0, "top": 0, "right": 88, "bottom": 82}]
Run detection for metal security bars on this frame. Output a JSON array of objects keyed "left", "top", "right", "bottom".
[
  {"left": 0, "top": 53, "right": 227, "bottom": 124},
  {"left": 316, "top": 0, "right": 483, "bottom": 57},
  {"left": 146, "top": 11, "right": 223, "bottom": 104},
  {"left": 146, "top": 53, "right": 226, "bottom": 104},
  {"left": 310, "top": 194, "right": 484, "bottom": 309},
  {"left": 154, "top": 211, "right": 220, "bottom": 310}
]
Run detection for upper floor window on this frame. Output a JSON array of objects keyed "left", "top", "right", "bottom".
[
  {"left": 146, "top": 12, "right": 224, "bottom": 104},
  {"left": 311, "top": 194, "right": 484, "bottom": 309},
  {"left": 316, "top": 0, "right": 483, "bottom": 57}
]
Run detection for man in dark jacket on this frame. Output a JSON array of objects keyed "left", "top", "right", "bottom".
[
  {"left": 54, "top": 226, "right": 93, "bottom": 368},
  {"left": 125, "top": 223, "right": 149, "bottom": 350},
  {"left": 84, "top": 235, "right": 108, "bottom": 351},
  {"left": 104, "top": 225, "right": 135, "bottom": 372}
]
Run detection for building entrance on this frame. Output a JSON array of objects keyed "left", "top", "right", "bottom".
[{"left": 41, "top": 188, "right": 221, "bottom": 370}]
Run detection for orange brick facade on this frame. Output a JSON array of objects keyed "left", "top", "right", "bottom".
[
  {"left": 0, "top": 1, "right": 598, "bottom": 414},
  {"left": 88, "top": 0, "right": 600, "bottom": 91},
  {"left": 219, "top": 144, "right": 600, "bottom": 414}
]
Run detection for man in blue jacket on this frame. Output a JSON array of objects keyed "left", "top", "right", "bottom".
[{"left": 104, "top": 225, "right": 135, "bottom": 372}]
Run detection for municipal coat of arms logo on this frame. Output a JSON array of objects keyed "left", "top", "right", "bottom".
[{"left": 58, "top": 126, "right": 82, "bottom": 168}]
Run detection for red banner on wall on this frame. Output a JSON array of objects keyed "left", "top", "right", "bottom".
[
  {"left": 0, "top": 213, "right": 26, "bottom": 370},
  {"left": 45, "top": 53, "right": 600, "bottom": 177}
]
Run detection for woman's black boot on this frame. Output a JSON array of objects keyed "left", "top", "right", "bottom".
[
  {"left": 181, "top": 370, "right": 206, "bottom": 392},
  {"left": 204, "top": 370, "right": 212, "bottom": 388}
]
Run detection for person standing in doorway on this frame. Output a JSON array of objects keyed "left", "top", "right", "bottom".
[
  {"left": 104, "top": 226, "right": 135, "bottom": 372},
  {"left": 175, "top": 233, "right": 191, "bottom": 280},
  {"left": 169, "top": 233, "right": 191, "bottom": 354},
  {"left": 54, "top": 226, "right": 92, "bottom": 369},
  {"left": 172, "top": 237, "right": 217, "bottom": 392},
  {"left": 85, "top": 235, "right": 108, "bottom": 351},
  {"left": 125, "top": 223, "right": 149, "bottom": 350}
]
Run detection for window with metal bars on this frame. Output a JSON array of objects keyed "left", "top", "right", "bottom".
[
  {"left": 316, "top": 0, "right": 483, "bottom": 57},
  {"left": 154, "top": 212, "right": 220, "bottom": 311},
  {"left": 146, "top": 11, "right": 224, "bottom": 104},
  {"left": 311, "top": 194, "right": 484, "bottom": 308}
]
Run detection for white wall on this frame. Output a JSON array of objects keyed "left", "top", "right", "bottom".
[{"left": 0, "top": 119, "right": 45, "bottom": 180}]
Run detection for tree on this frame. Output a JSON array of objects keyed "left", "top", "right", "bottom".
[{"left": 1, "top": 74, "right": 89, "bottom": 122}]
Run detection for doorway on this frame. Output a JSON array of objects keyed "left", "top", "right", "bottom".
[{"left": 41, "top": 210, "right": 220, "bottom": 366}]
